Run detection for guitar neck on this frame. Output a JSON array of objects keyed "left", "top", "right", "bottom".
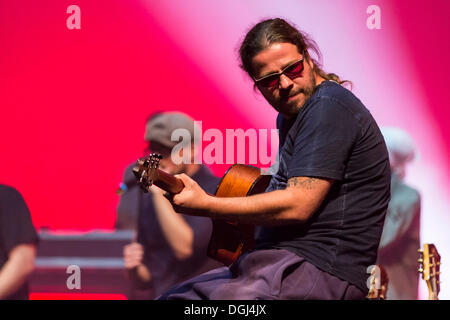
[
  {"left": 419, "top": 243, "right": 441, "bottom": 300},
  {"left": 429, "top": 292, "right": 439, "bottom": 300},
  {"left": 428, "top": 282, "right": 439, "bottom": 300},
  {"left": 153, "top": 169, "right": 184, "bottom": 194}
]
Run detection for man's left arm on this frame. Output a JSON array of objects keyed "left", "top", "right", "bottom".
[{"left": 172, "top": 174, "right": 333, "bottom": 226}]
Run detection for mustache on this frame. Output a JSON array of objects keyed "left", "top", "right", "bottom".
[{"left": 279, "top": 89, "right": 303, "bottom": 100}]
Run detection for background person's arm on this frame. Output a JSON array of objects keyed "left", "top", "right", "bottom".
[
  {"left": 123, "top": 242, "right": 152, "bottom": 290},
  {"left": 0, "top": 244, "right": 36, "bottom": 300},
  {"left": 151, "top": 186, "right": 194, "bottom": 260}
]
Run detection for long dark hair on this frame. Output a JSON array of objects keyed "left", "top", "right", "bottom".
[{"left": 239, "top": 18, "right": 352, "bottom": 88}]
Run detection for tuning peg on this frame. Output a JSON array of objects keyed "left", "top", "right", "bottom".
[
  {"left": 418, "top": 267, "right": 424, "bottom": 273},
  {"left": 418, "top": 249, "right": 423, "bottom": 253},
  {"left": 418, "top": 258, "right": 424, "bottom": 263}
]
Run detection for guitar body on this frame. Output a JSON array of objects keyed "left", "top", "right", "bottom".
[
  {"left": 133, "top": 154, "right": 272, "bottom": 266},
  {"left": 207, "top": 164, "right": 272, "bottom": 266}
]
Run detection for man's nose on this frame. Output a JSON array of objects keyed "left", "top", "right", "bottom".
[{"left": 279, "top": 74, "right": 294, "bottom": 89}]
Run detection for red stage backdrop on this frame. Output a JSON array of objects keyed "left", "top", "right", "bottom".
[{"left": 1, "top": 0, "right": 449, "bottom": 299}]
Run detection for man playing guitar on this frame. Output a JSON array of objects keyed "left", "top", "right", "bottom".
[{"left": 157, "top": 18, "right": 391, "bottom": 300}]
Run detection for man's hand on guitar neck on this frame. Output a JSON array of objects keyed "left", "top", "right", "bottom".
[
  {"left": 172, "top": 173, "right": 333, "bottom": 226},
  {"left": 171, "top": 174, "right": 211, "bottom": 213}
]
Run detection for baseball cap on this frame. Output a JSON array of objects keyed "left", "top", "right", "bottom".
[{"left": 144, "top": 112, "right": 200, "bottom": 151}]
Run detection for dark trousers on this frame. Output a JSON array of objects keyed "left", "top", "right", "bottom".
[{"left": 158, "top": 249, "right": 366, "bottom": 300}]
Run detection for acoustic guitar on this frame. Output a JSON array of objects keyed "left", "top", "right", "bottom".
[
  {"left": 418, "top": 243, "right": 441, "bottom": 300},
  {"left": 133, "top": 153, "right": 272, "bottom": 266}
]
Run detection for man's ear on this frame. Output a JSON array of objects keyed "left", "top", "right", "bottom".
[
  {"left": 306, "top": 56, "right": 315, "bottom": 71},
  {"left": 302, "top": 50, "right": 314, "bottom": 70}
]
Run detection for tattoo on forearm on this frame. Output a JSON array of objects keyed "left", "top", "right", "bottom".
[{"left": 287, "top": 177, "right": 319, "bottom": 190}]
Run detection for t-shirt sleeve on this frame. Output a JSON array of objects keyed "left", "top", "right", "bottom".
[
  {"left": 0, "top": 186, "right": 39, "bottom": 254},
  {"left": 288, "top": 97, "right": 360, "bottom": 180}
]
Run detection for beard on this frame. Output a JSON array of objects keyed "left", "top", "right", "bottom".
[{"left": 272, "top": 71, "right": 316, "bottom": 118}]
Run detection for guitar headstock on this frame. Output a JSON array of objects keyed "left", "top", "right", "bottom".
[
  {"left": 418, "top": 243, "right": 441, "bottom": 300},
  {"left": 132, "top": 153, "right": 163, "bottom": 193}
]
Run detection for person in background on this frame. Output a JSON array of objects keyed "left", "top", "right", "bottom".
[
  {"left": 0, "top": 185, "right": 38, "bottom": 300},
  {"left": 377, "top": 127, "right": 421, "bottom": 300},
  {"left": 118, "top": 112, "right": 221, "bottom": 299}
]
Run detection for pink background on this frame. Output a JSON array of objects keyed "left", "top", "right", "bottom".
[{"left": 1, "top": 0, "right": 449, "bottom": 299}]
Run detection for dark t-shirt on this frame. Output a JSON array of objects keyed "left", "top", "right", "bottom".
[
  {"left": 0, "top": 185, "right": 39, "bottom": 300},
  {"left": 255, "top": 81, "right": 391, "bottom": 293},
  {"left": 136, "top": 165, "right": 222, "bottom": 299}
]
